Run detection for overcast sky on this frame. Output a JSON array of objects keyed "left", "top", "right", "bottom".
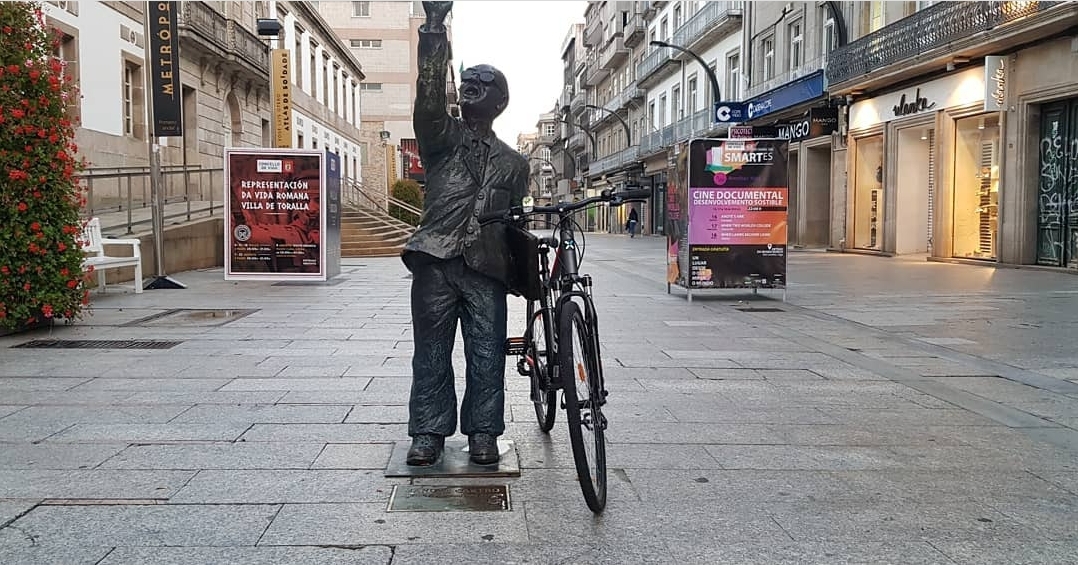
[{"left": 449, "top": 1, "right": 587, "bottom": 145}]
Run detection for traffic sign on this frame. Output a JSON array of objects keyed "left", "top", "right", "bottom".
[{"left": 713, "top": 101, "right": 747, "bottom": 123}]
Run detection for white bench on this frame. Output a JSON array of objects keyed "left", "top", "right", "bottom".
[{"left": 81, "top": 217, "right": 143, "bottom": 294}]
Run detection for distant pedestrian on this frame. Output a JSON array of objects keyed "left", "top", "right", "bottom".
[{"left": 626, "top": 207, "right": 639, "bottom": 238}]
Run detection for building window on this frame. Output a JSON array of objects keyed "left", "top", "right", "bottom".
[
  {"left": 322, "top": 54, "right": 330, "bottom": 105},
  {"left": 309, "top": 42, "right": 318, "bottom": 94},
  {"left": 687, "top": 74, "right": 698, "bottom": 115},
  {"left": 671, "top": 84, "right": 681, "bottom": 121},
  {"left": 762, "top": 36, "right": 774, "bottom": 80},
  {"left": 673, "top": 3, "right": 682, "bottom": 30},
  {"left": 297, "top": 132, "right": 305, "bottom": 148},
  {"left": 788, "top": 20, "right": 803, "bottom": 70},
  {"left": 294, "top": 29, "right": 304, "bottom": 89},
  {"left": 333, "top": 64, "right": 341, "bottom": 111},
  {"left": 869, "top": 1, "right": 885, "bottom": 31},
  {"left": 122, "top": 61, "right": 142, "bottom": 138},
  {"left": 352, "top": 1, "right": 370, "bottom": 17},
  {"left": 658, "top": 94, "right": 667, "bottom": 127},
  {"left": 360, "top": 83, "right": 382, "bottom": 91},
  {"left": 543, "top": 122, "right": 556, "bottom": 136},
  {"left": 350, "top": 39, "right": 382, "bottom": 49},
  {"left": 659, "top": 17, "right": 668, "bottom": 41},
  {"left": 822, "top": 15, "right": 836, "bottom": 57},
  {"left": 725, "top": 53, "right": 739, "bottom": 100},
  {"left": 52, "top": 30, "right": 80, "bottom": 123}
]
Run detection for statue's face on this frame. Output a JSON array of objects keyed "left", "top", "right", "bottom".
[{"left": 459, "top": 64, "right": 508, "bottom": 121}]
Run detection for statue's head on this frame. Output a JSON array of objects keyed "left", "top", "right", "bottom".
[{"left": 459, "top": 64, "right": 508, "bottom": 122}]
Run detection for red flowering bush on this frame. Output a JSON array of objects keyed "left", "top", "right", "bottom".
[{"left": 0, "top": 2, "right": 90, "bottom": 330}]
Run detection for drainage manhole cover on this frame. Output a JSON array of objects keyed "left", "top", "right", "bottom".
[
  {"left": 387, "top": 485, "right": 511, "bottom": 512},
  {"left": 735, "top": 307, "right": 785, "bottom": 312},
  {"left": 13, "top": 339, "right": 182, "bottom": 350},
  {"left": 125, "top": 309, "right": 258, "bottom": 327}
]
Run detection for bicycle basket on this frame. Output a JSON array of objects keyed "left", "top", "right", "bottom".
[{"left": 506, "top": 224, "right": 542, "bottom": 301}]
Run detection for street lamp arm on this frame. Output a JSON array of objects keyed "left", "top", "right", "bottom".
[
  {"left": 651, "top": 40, "right": 721, "bottom": 105},
  {"left": 528, "top": 156, "right": 558, "bottom": 177},
  {"left": 585, "top": 104, "right": 632, "bottom": 148}
]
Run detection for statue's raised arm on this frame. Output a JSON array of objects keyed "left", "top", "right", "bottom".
[{"left": 414, "top": 1, "right": 453, "bottom": 158}]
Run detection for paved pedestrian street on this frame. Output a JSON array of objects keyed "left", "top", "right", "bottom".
[{"left": 1, "top": 235, "right": 1077, "bottom": 564}]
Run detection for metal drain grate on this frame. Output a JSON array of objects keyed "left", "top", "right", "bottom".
[
  {"left": 124, "top": 309, "right": 258, "bottom": 327},
  {"left": 735, "top": 307, "right": 785, "bottom": 313},
  {"left": 12, "top": 339, "right": 182, "bottom": 350}
]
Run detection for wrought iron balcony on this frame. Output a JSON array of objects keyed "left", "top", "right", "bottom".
[
  {"left": 567, "top": 131, "right": 587, "bottom": 151},
  {"left": 827, "top": 0, "right": 1063, "bottom": 88},
  {"left": 623, "top": 14, "right": 645, "bottom": 48},
  {"left": 570, "top": 89, "right": 587, "bottom": 115},
  {"left": 584, "top": 53, "right": 609, "bottom": 86},
  {"left": 746, "top": 55, "right": 825, "bottom": 100},
  {"left": 559, "top": 86, "right": 573, "bottom": 112},
  {"left": 671, "top": 1, "right": 743, "bottom": 55},
  {"left": 600, "top": 34, "right": 629, "bottom": 70},
  {"left": 589, "top": 146, "right": 641, "bottom": 176},
  {"left": 637, "top": 45, "right": 676, "bottom": 86},
  {"left": 639, "top": 108, "right": 717, "bottom": 157},
  {"left": 231, "top": 22, "right": 269, "bottom": 74}
]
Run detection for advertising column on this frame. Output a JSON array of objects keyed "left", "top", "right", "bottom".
[
  {"left": 686, "top": 138, "right": 789, "bottom": 288},
  {"left": 224, "top": 148, "right": 327, "bottom": 281}
]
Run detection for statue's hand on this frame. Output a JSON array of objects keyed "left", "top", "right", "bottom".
[{"left": 423, "top": 1, "right": 452, "bottom": 29}]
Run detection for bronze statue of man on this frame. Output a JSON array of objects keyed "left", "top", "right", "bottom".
[{"left": 401, "top": 1, "right": 529, "bottom": 466}]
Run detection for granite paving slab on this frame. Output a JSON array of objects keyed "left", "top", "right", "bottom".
[
  {"left": 169, "top": 404, "right": 352, "bottom": 424},
  {"left": 0, "top": 443, "right": 128, "bottom": 470},
  {"left": 0, "top": 528, "right": 111, "bottom": 565},
  {"left": 0, "top": 500, "right": 38, "bottom": 527},
  {"left": 932, "top": 540, "right": 1078, "bottom": 565},
  {"left": 219, "top": 378, "right": 374, "bottom": 391},
  {"left": 168, "top": 469, "right": 395, "bottom": 504},
  {"left": 99, "top": 442, "right": 326, "bottom": 470},
  {"left": 46, "top": 423, "right": 250, "bottom": 443},
  {"left": 310, "top": 443, "right": 394, "bottom": 469},
  {"left": 239, "top": 423, "right": 409, "bottom": 442},
  {"left": 665, "top": 541, "right": 955, "bottom": 564},
  {"left": 97, "top": 546, "right": 394, "bottom": 565},
  {"left": 4, "top": 503, "right": 280, "bottom": 546},
  {"left": 0, "top": 469, "right": 196, "bottom": 500},
  {"left": 258, "top": 502, "right": 529, "bottom": 545}
]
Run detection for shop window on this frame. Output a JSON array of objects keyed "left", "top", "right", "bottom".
[
  {"left": 852, "top": 135, "right": 884, "bottom": 250},
  {"left": 953, "top": 115, "right": 1000, "bottom": 259}
]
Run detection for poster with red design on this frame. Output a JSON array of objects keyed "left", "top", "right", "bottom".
[
  {"left": 224, "top": 148, "right": 326, "bottom": 280},
  {"left": 400, "top": 138, "right": 425, "bottom": 184},
  {"left": 673, "top": 138, "right": 789, "bottom": 289}
]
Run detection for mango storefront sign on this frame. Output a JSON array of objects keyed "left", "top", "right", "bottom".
[{"left": 848, "top": 66, "right": 986, "bottom": 131}]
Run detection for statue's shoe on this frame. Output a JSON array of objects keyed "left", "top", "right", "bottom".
[
  {"left": 405, "top": 434, "right": 444, "bottom": 466},
  {"left": 468, "top": 433, "right": 499, "bottom": 465}
]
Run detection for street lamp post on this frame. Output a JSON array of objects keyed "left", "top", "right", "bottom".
[
  {"left": 584, "top": 104, "right": 632, "bottom": 147},
  {"left": 650, "top": 40, "right": 721, "bottom": 114}
]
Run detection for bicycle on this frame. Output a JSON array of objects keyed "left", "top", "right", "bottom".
[{"left": 480, "top": 187, "right": 651, "bottom": 513}]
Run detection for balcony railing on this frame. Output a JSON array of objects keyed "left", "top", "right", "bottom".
[
  {"left": 567, "top": 131, "right": 587, "bottom": 151},
  {"left": 570, "top": 89, "right": 587, "bottom": 114},
  {"left": 827, "top": 0, "right": 1061, "bottom": 87},
  {"left": 590, "top": 146, "right": 640, "bottom": 176},
  {"left": 639, "top": 108, "right": 715, "bottom": 157},
  {"left": 671, "top": 1, "right": 743, "bottom": 53},
  {"left": 600, "top": 34, "right": 629, "bottom": 70},
  {"left": 746, "top": 55, "right": 825, "bottom": 100},
  {"left": 559, "top": 86, "right": 573, "bottom": 111},
  {"left": 637, "top": 46, "right": 674, "bottom": 84},
  {"left": 624, "top": 13, "right": 645, "bottom": 48},
  {"left": 179, "top": 3, "right": 267, "bottom": 74},
  {"left": 585, "top": 52, "right": 609, "bottom": 86}
]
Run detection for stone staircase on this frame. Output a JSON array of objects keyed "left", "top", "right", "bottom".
[{"left": 340, "top": 206, "right": 415, "bottom": 258}]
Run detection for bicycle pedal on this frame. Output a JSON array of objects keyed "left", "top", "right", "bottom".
[
  {"left": 516, "top": 357, "right": 531, "bottom": 377},
  {"left": 504, "top": 336, "right": 527, "bottom": 356}
]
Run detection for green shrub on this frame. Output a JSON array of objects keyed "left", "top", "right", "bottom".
[
  {"left": 0, "top": 1, "right": 90, "bottom": 330},
  {"left": 390, "top": 178, "right": 423, "bottom": 226}
]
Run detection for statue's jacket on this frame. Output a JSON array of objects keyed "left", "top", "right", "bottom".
[{"left": 402, "top": 26, "right": 529, "bottom": 288}]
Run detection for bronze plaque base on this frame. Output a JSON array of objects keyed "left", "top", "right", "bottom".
[
  {"left": 387, "top": 484, "right": 511, "bottom": 512},
  {"left": 383, "top": 438, "right": 520, "bottom": 478}
]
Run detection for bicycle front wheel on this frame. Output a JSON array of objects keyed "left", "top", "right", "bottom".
[
  {"left": 558, "top": 300, "right": 607, "bottom": 513},
  {"left": 526, "top": 299, "right": 557, "bottom": 432}
]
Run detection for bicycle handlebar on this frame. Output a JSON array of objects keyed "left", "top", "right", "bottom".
[{"left": 478, "top": 187, "right": 652, "bottom": 224}]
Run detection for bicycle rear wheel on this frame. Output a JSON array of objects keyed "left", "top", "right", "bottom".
[
  {"left": 558, "top": 300, "right": 607, "bottom": 513},
  {"left": 526, "top": 299, "right": 557, "bottom": 432}
]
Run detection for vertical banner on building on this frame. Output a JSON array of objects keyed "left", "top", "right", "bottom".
[
  {"left": 224, "top": 148, "right": 327, "bottom": 281},
  {"left": 271, "top": 49, "right": 293, "bottom": 148},
  {"left": 147, "top": 1, "right": 182, "bottom": 137},
  {"left": 684, "top": 138, "right": 789, "bottom": 288},
  {"left": 400, "top": 138, "right": 425, "bottom": 183}
]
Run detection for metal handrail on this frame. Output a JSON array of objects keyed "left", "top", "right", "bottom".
[{"left": 80, "top": 166, "right": 224, "bottom": 235}]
